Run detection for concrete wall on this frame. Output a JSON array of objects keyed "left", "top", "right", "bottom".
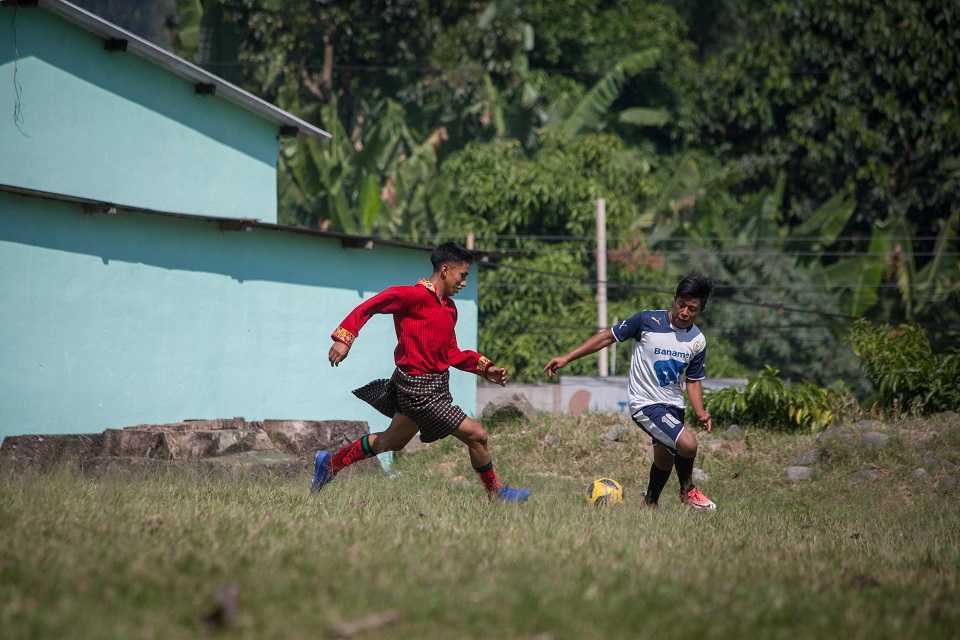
[
  {"left": 477, "top": 383, "right": 561, "bottom": 414},
  {"left": 477, "top": 376, "right": 747, "bottom": 416},
  {"left": 0, "top": 191, "right": 480, "bottom": 441},
  {"left": 0, "top": 6, "right": 279, "bottom": 222}
]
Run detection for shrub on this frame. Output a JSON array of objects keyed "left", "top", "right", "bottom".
[
  {"left": 701, "top": 366, "right": 852, "bottom": 432},
  {"left": 849, "top": 318, "right": 960, "bottom": 414}
]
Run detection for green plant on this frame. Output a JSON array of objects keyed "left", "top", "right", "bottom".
[
  {"left": 702, "top": 365, "right": 851, "bottom": 431},
  {"left": 849, "top": 318, "right": 960, "bottom": 414}
]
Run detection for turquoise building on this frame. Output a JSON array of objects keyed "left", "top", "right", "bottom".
[{"left": 0, "top": 0, "right": 481, "bottom": 442}]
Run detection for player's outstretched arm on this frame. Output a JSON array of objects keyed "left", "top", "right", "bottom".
[
  {"left": 542, "top": 330, "right": 617, "bottom": 377},
  {"left": 329, "top": 341, "right": 350, "bottom": 367}
]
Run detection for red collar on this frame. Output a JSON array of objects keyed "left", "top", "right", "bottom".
[{"left": 418, "top": 278, "right": 444, "bottom": 302}]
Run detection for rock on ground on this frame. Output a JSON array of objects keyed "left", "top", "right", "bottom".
[
  {"left": 0, "top": 418, "right": 371, "bottom": 477},
  {"left": 480, "top": 393, "right": 538, "bottom": 424}
]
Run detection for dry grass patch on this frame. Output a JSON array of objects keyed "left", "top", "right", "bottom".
[{"left": 2, "top": 412, "right": 958, "bottom": 639}]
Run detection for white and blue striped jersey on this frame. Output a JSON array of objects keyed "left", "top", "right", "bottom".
[{"left": 611, "top": 309, "right": 707, "bottom": 414}]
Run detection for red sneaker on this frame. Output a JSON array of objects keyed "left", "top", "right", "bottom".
[
  {"left": 681, "top": 487, "right": 717, "bottom": 512},
  {"left": 641, "top": 497, "right": 660, "bottom": 510}
]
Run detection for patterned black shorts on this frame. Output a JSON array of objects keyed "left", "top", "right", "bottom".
[{"left": 352, "top": 368, "right": 468, "bottom": 443}]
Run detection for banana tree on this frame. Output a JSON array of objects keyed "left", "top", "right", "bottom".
[
  {"left": 548, "top": 48, "right": 670, "bottom": 139},
  {"left": 639, "top": 162, "right": 858, "bottom": 278},
  {"left": 818, "top": 207, "right": 960, "bottom": 323},
  {"left": 172, "top": 0, "right": 201, "bottom": 56},
  {"left": 279, "top": 96, "right": 453, "bottom": 237}
]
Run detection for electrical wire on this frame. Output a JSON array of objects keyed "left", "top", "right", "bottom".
[
  {"left": 474, "top": 254, "right": 960, "bottom": 324},
  {"left": 376, "top": 233, "right": 951, "bottom": 243},
  {"left": 480, "top": 281, "right": 960, "bottom": 292}
]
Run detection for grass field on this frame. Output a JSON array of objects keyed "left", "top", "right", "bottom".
[{"left": 2, "top": 412, "right": 958, "bottom": 639}]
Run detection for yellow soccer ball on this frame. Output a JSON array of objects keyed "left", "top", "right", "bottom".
[{"left": 585, "top": 478, "right": 624, "bottom": 506}]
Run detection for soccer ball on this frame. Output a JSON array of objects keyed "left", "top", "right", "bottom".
[{"left": 585, "top": 478, "right": 624, "bottom": 506}]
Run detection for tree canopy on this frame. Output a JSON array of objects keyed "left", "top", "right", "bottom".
[{"left": 73, "top": 0, "right": 960, "bottom": 387}]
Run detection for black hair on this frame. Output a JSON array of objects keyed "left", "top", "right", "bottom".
[
  {"left": 675, "top": 274, "right": 713, "bottom": 307},
  {"left": 431, "top": 242, "right": 474, "bottom": 271}
]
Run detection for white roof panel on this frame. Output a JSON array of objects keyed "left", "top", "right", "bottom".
[{"left": 15, "top": 0, "right": 330, "bottom": 139}]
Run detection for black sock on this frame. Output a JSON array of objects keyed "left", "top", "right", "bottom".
[
  {"left": 645, "top": 463, "right": 672, "bottom": 504},
  {"left": 675, "top": 454, "right": 695, "bottom": 494}
]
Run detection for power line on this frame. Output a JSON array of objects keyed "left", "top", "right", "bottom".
[
  {"left": 477, "top": 255, "right": 960, "bottom": 324},
  {"left": 477, "top": 256, "right": 866, "bottom": 320},
  {"left": 377, "top": 233, "right": 952, "bottom": 243},
  {"left": 480, "top": 281, "right": 960, "bottom": 292},
  {"left": 475, "top": 247, "right": 959, "bottom": 258},
  {"left": 202, "top": 59, "right": 953, "bottom": 84},
  {"left": 480, "top": 321, "right": 957, "bottom": 339},
  {"left": 482, "top": 321, "right": 840, "bottom": 332}
]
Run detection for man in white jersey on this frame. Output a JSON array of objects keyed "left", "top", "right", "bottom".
[{"left": 542, "top": 275, "right": 717, "bottom": 511}]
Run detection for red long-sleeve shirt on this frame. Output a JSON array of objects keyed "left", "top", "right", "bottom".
[{"left": 332, "top": 279, "right": 492, "bottom": 376}]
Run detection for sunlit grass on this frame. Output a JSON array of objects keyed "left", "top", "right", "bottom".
[{"left": 2, "top": 413, "right": 958, "bottom": 639}]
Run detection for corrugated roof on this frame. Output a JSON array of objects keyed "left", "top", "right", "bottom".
[{"left": 5, "top": 0, "right": 330, "bottom": 140}]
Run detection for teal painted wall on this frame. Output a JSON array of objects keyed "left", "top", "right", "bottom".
[
  {"left": 0, "top": 192, "right": 481, "bottom": 441},
  {"left": 0, "top": 6, "right": 279, "bottom": 222}
]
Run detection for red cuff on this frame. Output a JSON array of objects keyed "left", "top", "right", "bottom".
[
  {"left": 476, "top": 356, "right": 493, "bottom": 375},
  {"left": 332, "top": 326, "right": 356, "bottom": 347}
]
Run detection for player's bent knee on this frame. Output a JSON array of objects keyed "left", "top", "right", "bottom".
[
  {"left": 456, "top": 418, "right": 488, "bottom": 448},
  {"left": 677, "top": 443, "right": 698, "bottom": 458},
  {"left": 676, "top": 431, "right": 698, "bottom": 458},
  {"left": 467, "top": 428, "right": 489, "bottom": 449}
]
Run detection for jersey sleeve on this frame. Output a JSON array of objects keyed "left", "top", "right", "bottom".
[
  {"left": 685, "top": 343, "right": 707, "bottom": 381},
  {"left": 331, "top": 286, "right": 407, "bottom": 346},
  {"left": 611, "top": 311, "right": 647, "bottom": 342}
]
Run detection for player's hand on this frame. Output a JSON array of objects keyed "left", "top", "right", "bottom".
[
  {"left": 329, "top": 341, "right": 350, "bottom": 367},
  {"left": 541, "top": 357, "right": 567, "bottom": 377},
  {"left": 697, "top": 410, "right": 712, "bottom": 433},
  {"left": 485, "top": 365, "right": 507, "bottom": 387}
]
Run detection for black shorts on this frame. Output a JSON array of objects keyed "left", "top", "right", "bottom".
[
  {"left": 632, "top": 404, "right": 685, "bottom": 455},
  {"left": 352, "top": 368, "right": 468, "bottom": 443}
]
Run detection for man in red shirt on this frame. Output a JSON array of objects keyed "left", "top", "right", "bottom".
[{"left": 312, "top": 242, "right": 531, "bottom": 502}]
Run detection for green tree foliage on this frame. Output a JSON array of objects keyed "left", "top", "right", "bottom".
[
  {"left": 549, "top": 48, "right": 670, "bottom": 139},
  {"left": 435, "top": 132, "right": 657, "bottom": 380},
  {"left": 403, "top": 0, "right": 692, "bottom": 152},
  {"left": 441, "top": 132, "right": 647, "bottom": 239},
  {"left": 665, "top": 0, "right": 767, "bottom": 62},
  {"left": 630, "top": 158, "right": 865, "bottom": 390},
  {"left": 215, "top": 0, "right": 469, "bottom": 129},
  {"left": 523, "top": 0, "right": 693, "bottom": 149},
  {"left": 685, "top": 0, "right": 960, "bottom": 241},
  {"left": 80, "top": 0, "right": 959, "bottom": 395},
  {"left": 477, "top": 244, "right": 596, "bottom": 381},
  {"left": 406, "top": 0, "right": 539, "bottom": 148},
  {"left": 849, "top": 319, "right": 960, "bottom": 415}
]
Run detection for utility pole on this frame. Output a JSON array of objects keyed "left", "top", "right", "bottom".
[{"left": 596, "top": 198, "right": 608, "bottom": 377}]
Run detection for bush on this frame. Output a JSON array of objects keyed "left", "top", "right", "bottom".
[
  {"left": 701, "top": 366, "right": 853, "bottom": 432},
  {"left": 848, "top": 319, "right": 960, "bottom": 414}
]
